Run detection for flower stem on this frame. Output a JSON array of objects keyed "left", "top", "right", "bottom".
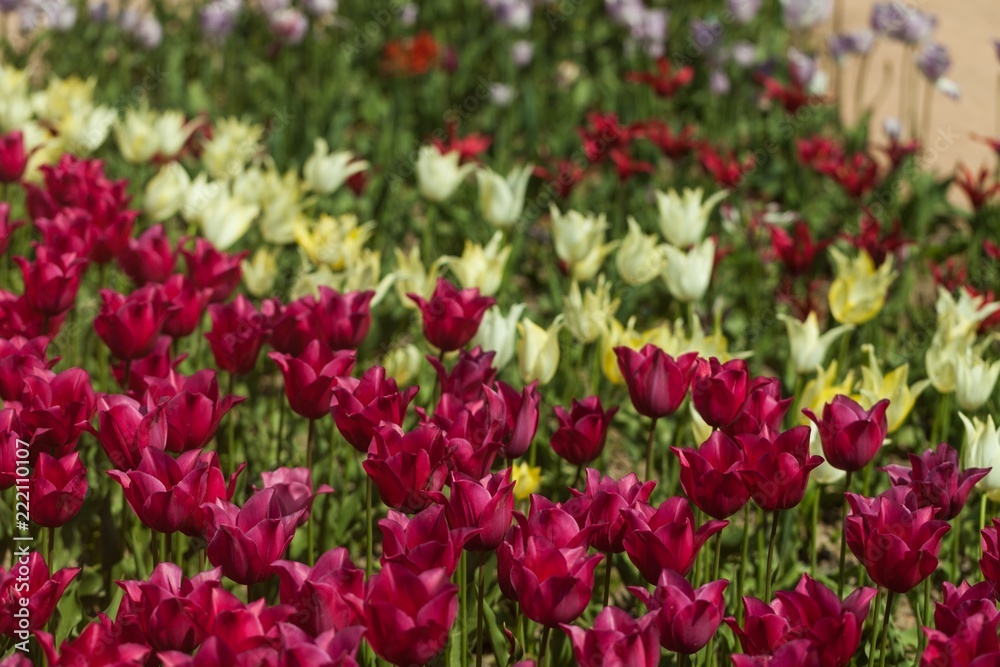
[
  {"left": 645, "top": 417, "right": 659, "bottom": 483},
  {"left": 46, "top": 525, "right": 55, "bottom": 570},
  {"left": 868, "top": 588, "right": 881, "bottom": 664},
  {"left": 460, "top": 551, "right": 468, "bottom": 667},
  {"left": 603, "top": 552, "right": 613, "bottom": 608},
  {"left": 476, "top": 551, "right": 486, "bottom": 667},
  {"left": 365, "top": 476, "right": 373, "bottom": 579},
  {"left": 839, "top": 470, "right": 854, "bottom": 597},
  {"left": 879, "top": 590, "right": 895, "bottom": 667},
  {"left": 737, "top": 503, "right": 750, "bottom": 622},
  {"left": 537, "top": 625, "right": 551, "bottom": 667},
  {"left": 764, "top": 510, "right": 779, "bottom": 601},
  {"left": 811, "top": 485, "right": 820, "bottom": 576},
  {"left": 914, "top": 577, "right": 930, "bottom": 666}
]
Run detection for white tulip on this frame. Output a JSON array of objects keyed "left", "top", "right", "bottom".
[
  {"left": 655, "top": 187, "right": 727, "bottom": 247},
  {"left": 416, "top": 145, "right": 473, "bottom": 202},
  {"left": 661, "top": 237, "right": 716, "bottom": 303},
  {"left": 476, "top": 164, "right": 533, "bottom": 230}
]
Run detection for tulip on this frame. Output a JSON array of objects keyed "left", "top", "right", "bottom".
[
  {"left": 364, "top": 563, "right": 458, "bottom": 666},
  {"left": 845, "top": 489, "right": 950, "bottom": 593},
  {"left": 631, "top": 569, "right": 727, "bottom": 654},
  {"left": 827, "top": 248, "right": 896, "bottom": 325},
  {"left": 0, "top": 410, "right": 23, "bottom": 491},
  {"left": 94, "top": 287, "right": 173, "bottom": 361},
  {"left": 442, "top": 231, "right": 511, "bottom": 296},
  {"left": 616, "top": 345, "right": 698, "bottom": 419},
  {"left": 144, "top": 161, "right": 191, "bottom": 221},
  {"left": 803, "top": 395, "right": 889, "bottom": 473},
  {"left": 379, "top": 505, "right": 472, "bottom": 576},
  {"left": 393, "top": 245, "right": 445, "bottom": 309},
  {"left": 409, "top": 277, "right": 495, "bottom": 353},
  {"left": 507, "top": 535, "right": 603, "bottom": 626},
  {"left": 180, "top": 237, "right": 246, "bottom": 304},
  {"left": 330, "top": 365, "right": 418, "bottom": 451},
  {"left": 314, "top": 286, "right": 374, "bottom": 350},
  {"left": 510, "top": 462, "right": 541, "bottom": 501},
  {"left": 302, "top": 138, "right": 368, "bottom": 194},
  {"left": 956, "top": 349, "right": 1000, "bottom": 412},
  {"left": 363, "top": 423, "right": 451, "bottom": 513},
  {"left": 567, "top": 469, "right": 656, "bottom": 554},
  {"left": 858, "top": 344, "right": 930, "bottom": 433},
  {"left": 673, "top": 431, "right": 750, "bottom": 519},
  {"left": 144, "top": 368, "right": 244, "bottom": 452},
  {"left": 43, "top": 614, "right": 151, "bottom": 666},
  {"left": 616, "top": 217, "right": 666, "bottom": 286},
  {"left": 118, "top": 223, "right": 176, "bottom": 286},
  {"left": 205, "top": 295, "right": 270, "bottom": 375},
  {"left": 551, "top": 396, "right": 618, "bottom": 466},
  {"left": 416, "top": 144, "right": 474, "bottom": 202},
  {"left": 517, "top": 315, "right": 564, "bottom": 386},
  {"left": 240, "top": 247, "right": 279, "bottom": 297},
  {"left": 470, "top": 303, "right": 524, "bottom": 370},
  {"left": 0, "top": 552, "right": 79, "bottom": 636},
  {"left": 622, "top": 496, "right": 728, "bottom": 583},
  {"left": 738, "top": 425, "right": 822, "bottom": 510},
  {"left": 560, "top": 606, "right": 660, "bottom": 667},
  {"left": 883, "top": 443, "right": 989, "bottom": 520},
  {"left": 661, "top": 237, "right": 716, "bottom": 303},
  {"left": 18, "top": 368, "right": 97, "bottom": 458},
  {"left": 934, "top": 581, "right": 1000, "bottom": 636},
  {"left": 779, "top": 311, "right": 855, "bottom": 375},
  {"left": 692, "top": 357, "right": 749, "bottom": 429},
  {"left": 961, "top": 413, "right": 1000, "bottom": 502},
  {"left": 768, "top": 220, "right": 829, "bottom": 277},
  {"left": 655, "top": 186, "right": 727, "bottom": 248},
  {"left": 84, "top": 394, "right": 168, "bottom": 470},
  {"left": 476, "top": 163, "right": 533, "bottom": 230},
  {"left": 564, "top": 276, "right": 620, "bottom": 344},
  {"left": 203, "top": 487, "right": 305, "bottom": 585},
  {"left": 257, "top": 467, "right": 333, "bottom": 526},
  {"left": 433, "top": 470, "right": 515, "bottom": 551},
  {"left": 109, "top": 447, "right": 243, "bottom": 536},
  {"left": 0, "top": 130, "right": 28, "bottom": 182},
  {"left": 981, "top": 518, "right": 1000, "bottom": 598},
  {"left": 269, "top": 341, "right": 356, "bottom": 420},
  {"left": 272, "top": 547, "right": 365, "bottom": 635},
  {"left": 550, "top": 205, "right": 617, "bottom": 281},
  {"left": 29, "top": 452, "right": 87, "bottom": 528},
  {"left": 15, "top": 247, "right": 87, "bottom": 317}
]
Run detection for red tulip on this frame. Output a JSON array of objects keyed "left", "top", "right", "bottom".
[
  {"left": 845, "top": 488, "right": 950, "bottom": 594},
  {"left": 272, "top": 547, "right": 365, "bottom": 636},
  {"left": 935, "top": 581, "right": 1000, "bottom": 637},
  {"left": 362, "top": 423, "right": 452, "bottom": 513},
  {"left": 94, "top": 287, "right": 173, "bottom": 360},
  {"left": 269, "top": 340, "right": 356, "bottom": 420},
  {"left": 203, "top": 487, "right": 305, "bottom": 585},
  {"left": 622, "top": 497, "right": 728, "bottom": 584},
  {"left": 0, "top": 130, "right": 28, "bottom": 182},
  {"left": 692, "top": 357, "right": 750, "bottom": 429},
  {"left": 673, "top": 430, "right": 750, "bottom": 519},
  {"left": 0, "top": 204, "right": 22, "bottom": 258},
  {"left": 364, "top": 562, "right": 458, "bottom": 667},
  {"left": 883, "top": 442, "right": 989, "bottom": 520},
  {"left": 30, "top": 452, "right": 87, "bottom": 528},
  {"left": 768, "top": 221, "right": 830, "bottom": 277},
  {"left": 159, "top": 275, "right": 211, "bottom": 339},
  {"left": 432, "top": 470, "right": 514, "bottom": 552},
  {"left": 330, "top": 365, "right": 418, "bottom": 452},
  {"left": 0, "top": 336, "right": 50, "bottom": 402},
  {"left": 379, "top": 504, "right": 474, "bottom": 576},
  {"left": 427, "top": 392, "right": 505, "bottom": 478},
  {"left": 0, "top": 552, "right": 78, "bottom": 636},
  {"left": 615, "top": 345, "right": 698, "bottom": 419},
  {"left": 111, "top": 335, "right": 182, "bottom": 395},
  {"left": 108, "top": 447, "right": 244, "bottom": 535},
  {"left": 0, "top": 409, "right": 23, "bottom": 491},
  {"left": 495, "top": 381, "right": 540, "bottom": 459},
  {"left": 145, "top": 368, "right": 244, "bottom": 453},
  {"left": 83, "top": 393, "right": 168, "bottom": 470},
  {"left": 566, "top": 469, "right": 656, "bottom": 553},
  {"left": 724, "top": 377, "right": 793, "bottom": 437},
  {"left": 730, "top": 639, "right": 816, "bottom": 667},
  {"left": 981, "top": 518, "right": 1000, "bottom": 599},
  {"left": 205, "top": 295, "right": 270, "bottom": 375},
  {"left": 803, "top": 395, "right": 889, "bottom": 473},
  {"left": 269, "top": 297, "right": 320, "bottom": 356},
  {"left": 314, "top": 287, "right": 374, "bottom": 350},
  {"left": 256, "top": 466, "right": 333, "bottom": 527},
  {"left": 118, "top": 223, "right": 176, "bottom": 286},
  {"left": 630, "top": 569, "right": 727, "bottom": 655},
  {"left": 15, "top": 247, "right": 88, "bottom": 317},
  {"left": 17, "top": 367, "right": 96, "bottom": 457},
  {"left": 426, "top": 346, "right": 497, "bottom": 403},
  {"left": 737, "top": 425, "right": 822, "bottom": 510},
  {"left": 560, "top": 606, "right": 660, "bottom": 667},
  {"left": 507, "top": 535, "right": 603, "bottom": 627},
  {"left": 551, "top": 395, "right": 618, "bottom": 466},
  {"left": 408, "top": 277, "right": 495, "bottom": 352},
  {"left": 180, "top": 237, "right": 246, "bottom": 303},
  {"left": 42, "top": 614, "right": 151, "bottom": 666}
]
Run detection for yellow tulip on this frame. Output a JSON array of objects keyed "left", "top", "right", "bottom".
[
  {"left": 511, "top": 462, "right": 542, "bottom": 501},
  {"left": 382, "top": 343, "right": 423, "bottom": 387},
  {"left": 241, "top": 248, "right": 279, "bottom": 297},
  {"left": 550, "top": 205, "right": 617, "bottom": 282},
  {"left": 797, "top": 360, "right": 858, "bottom": 426},
  {"left": 201, "top": 117, "right": 264, "bottom": 179},
  {"left": 564, "top": 275, "right": 620, "bottom": 344},
  {"left": 779, "top": 311, "right": 854, "bottom": 375},
  {"left": 392, "top": 246, "right": 445, "bottom": 309},
  {"left": 303, "top": 138, "right": 368, "bottom": 195},
  {"left": 858, "top": 345, "right": 930, "bottom": 434},
  {"left": 600, "top": 316, "right": 642, "bottom": 385},
  {"left": 517, "top": 316, "right": 564, "bottom": 386},
  {"left": 827, "top": 248, "right": 896, "bottom": 325},
  {"left": 442, "top": 231, "right": 511, "bottom": 296},
  {"left": 294, "top": 213, "right": 376, "bottom": 271},
  {"left": 476, "top": 164, "right": 533, "bottom": 230}
]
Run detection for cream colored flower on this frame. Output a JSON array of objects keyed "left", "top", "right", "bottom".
[
  {"left": 960, "top": 413, "right": 1000, "bottom": 502},
  {"left": 416, "top": 145, "right": 473, "bottom": 202},
  {"left": 392, "top": 246, "right": 445, "bottom": 308},
  {"left": 956, "top": 349, "right": 1000, "bottom": 412},
  {"left": 201, "top": 117, "right": 264, "bottom": 179},
  {"left": 441, "top": 231, "right": 511, "bottom": 296},
  {"left": 564, "top": 276, "right": 620, "bottom": 344},
  {"left": 517, "top": 315, "right": 564, "bottom": 385},
  {"left": 154, "top": 111, "right": 198, "bottom": 158},
  {"left": 293, "top": 214, "right": 376, "bottom": 270},
  {"left": 241, "top": 247, "right": 279, "bottom": 297},
  {"left": 827, "top": 248, "right": 896, "bottom": 325},
  {"left": 477, "top": 164, "right": 533, "bottom": 230},
  {"left": 258, "top": 170, "right": 302, "bottom": 245},
  {"left": 114, "top": 107, "right": 160, "bottom": 164},
  {"left": 661, "top": 238, "right": 716, "bottom": 303},
  {"left": 779, "top": 311, "right": 854, "bottom": 375},
  {"left": 655, "top": 186, "right": 727, "bottom": 247},
  {"left": 302, "top": 138, "right": 368, "bottom": 194},
  {"left": 382, "top": 343, "right": 423, "bottom": 387},
  {"left": 858, "top": 344, "right": 930, "bottom": 434},
  {"left": 199, "top": 190, "right": 260, "bottom": 251},
  {"left": 550, "top": 205, "right": 617, "bottom": 281},
  {"left": 616, "top": 217, "right": 666, "bottom": 286},
  {"left": 471, "top": 303, "right": 525, "bottom": 369},
  {"left": 144, "top": 162, "right": 191, "bottom": 222}
]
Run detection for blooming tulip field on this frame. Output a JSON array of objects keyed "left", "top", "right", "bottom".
[{"left": 2, "top": 0, "right": 1000, "bottom": 665}]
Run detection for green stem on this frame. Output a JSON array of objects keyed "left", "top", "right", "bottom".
[
  {"left": 712, "top": 529, "right": 723, "bottom": 581},
  {"left": 811, "top": 485, "right": 820, "bottom": 576},
  {"left": 476, "top": 551, "right": 486, "bottom": 667},
  {"left": 645, "top": 417, "right": 659, "bottom": 483},
  {"left": 366, "top": 477, "right": 374, "bottom": 579},
  {"left": 879, "top": 591, "right": 895, "bottom": 667},
  {"left": 537, "top": 625, "right": 551, "bottom": 667},
  {"left": 602, "top": 552, "right": 613, "bottom": 608},
  {"left": 460, "top": 551, "right": 468, "bottom": 667},
  {"left": 915, "top": 577, "right": 930, "bottom": 666},
  {"left": 737, "top": 503, "right": 751, "bottom": 622},
  {"left": 764, "top": 510, "right": 780, "bottom": 601},
  {"left": 46, "top": 525, "right": 55, "bottom": 570},
  {"left": 306, "top": 419, "right": 316, "bottom": 566},
  {"left": 839, "top": 470, "right": 854, "bottom": 597},
  {"left": 982, "top": 495, "right": 989, "bottom": 535},
  {"left": 868, "top": 588, "right": 882, "bottom": 665}
]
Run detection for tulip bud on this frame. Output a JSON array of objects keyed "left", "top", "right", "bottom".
[
  {"left": 827, "top": 247, "right": 896, "bottom": 325},
  {"left": 517, "top": 315, "right": 564, "bottom": 386},
  {"left": 476, "top": 163, "right": 533, "bottom": 230},
  {"left": 661, "top": 237, "right": 716, "bottom": 303},
  {"left": 803, "top": 395, "right": 889, "bottom": 473}
]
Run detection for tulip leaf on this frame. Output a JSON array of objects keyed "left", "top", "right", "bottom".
[{"left": 482, "top": 598, "right": 508, "bottom": 667}]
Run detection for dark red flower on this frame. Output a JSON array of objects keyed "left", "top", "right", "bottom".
[
  {"left": 737, "top": 425, "right": 823, "bottom": 510},
  {"left": 83, "top": 393, "right": 168, "bottom": 470},
  {"left": 955, "top": 164, "right": 1000, "bottom": 212},
  {"left": 379, "top": 504, "right": 473, "bottom": 577},
  {"left": 673, "top": 430, "right": 750, "bottom": 520},
  {"left": 205, "top": 295, "right": 270, "bottom": 375},
  {"left": 551, "top": 396, "right": 618, "bottom": 466},
  {"left": 94, "top": 287, "right": 173, "bottom": 361},
  {"left": 362, "top": 423, "right": 452, "bottom": 513},
  {"left": 0, "top": 553, "right": 78, "bottom": 636},
  {"left": 506, "top": 535, "right": 603, "bottom": 627},
  {"left": 627, "top": 57, "right": 694, "bottom": 97},
  {"left": 272, "top": 547, "right": 365, "bottom": 636},
  {"left": 883, "top": 442, "right": 989, "bottom": 520},
  {"left": 159, "top": 274, "right": 211, "bottom": 339},
  {"left": 566, "top": 469, "right": 656, "bottom": 554},
  {"left": 180, "top": 237, "right": 246, "bottom": 303},
  {"left": 692, "top": 357, "right": 750, "bottom": 429},
  {"left": 15, "top": 247, "right": 88, "bottom": 318},
  {"left": 560, "top": 605, "right": 660, "bottom": 667},
  {"left": 426, "top": 346, "right": 496, "bottom": 403},
  {"left": 314, "top": 287, "right": 374, "bottom": 350},
  {"left": 30, "top": 452, "right": 87, "bottom": 528},
  {"left": 269, "top": 340, "right": 356, "bottom": 420},
  {"left": 408, "top": 278, "right": 495, "bottom": 353},
  {"left": 803, "top": 395, "right": 889, "bottom": 473},
  {"left": 118, "top": 223, "right": 176, "bottom": 285},
  {"left": 330, "top": 365, "right": 419, "bottom": 452},
  {"left": 0, "top": 130, "right": 28, "bottom": 182},
  {"left": 382, "top": 31, "right": 440, "bottom": 76},
  {"left": 699, "top": 145, "right": 755, "bottom": 189},
  {"left": 630, "top": 569, "right": 727, "bottom": 655},
  {"left": 431, "top": 121, "right": 492, "bottom": 163},
  {"left": 768, "top": 221, "right": 830, "bottom": 277},
  {"left": 615, "top": 345, "right": 698, "bottom": 419},
  {"left": 17, "top": 367, "right": 96, "bottom": 458},
  {"left": 433, "top": 470, "right": 514, "bottom": 552}
]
